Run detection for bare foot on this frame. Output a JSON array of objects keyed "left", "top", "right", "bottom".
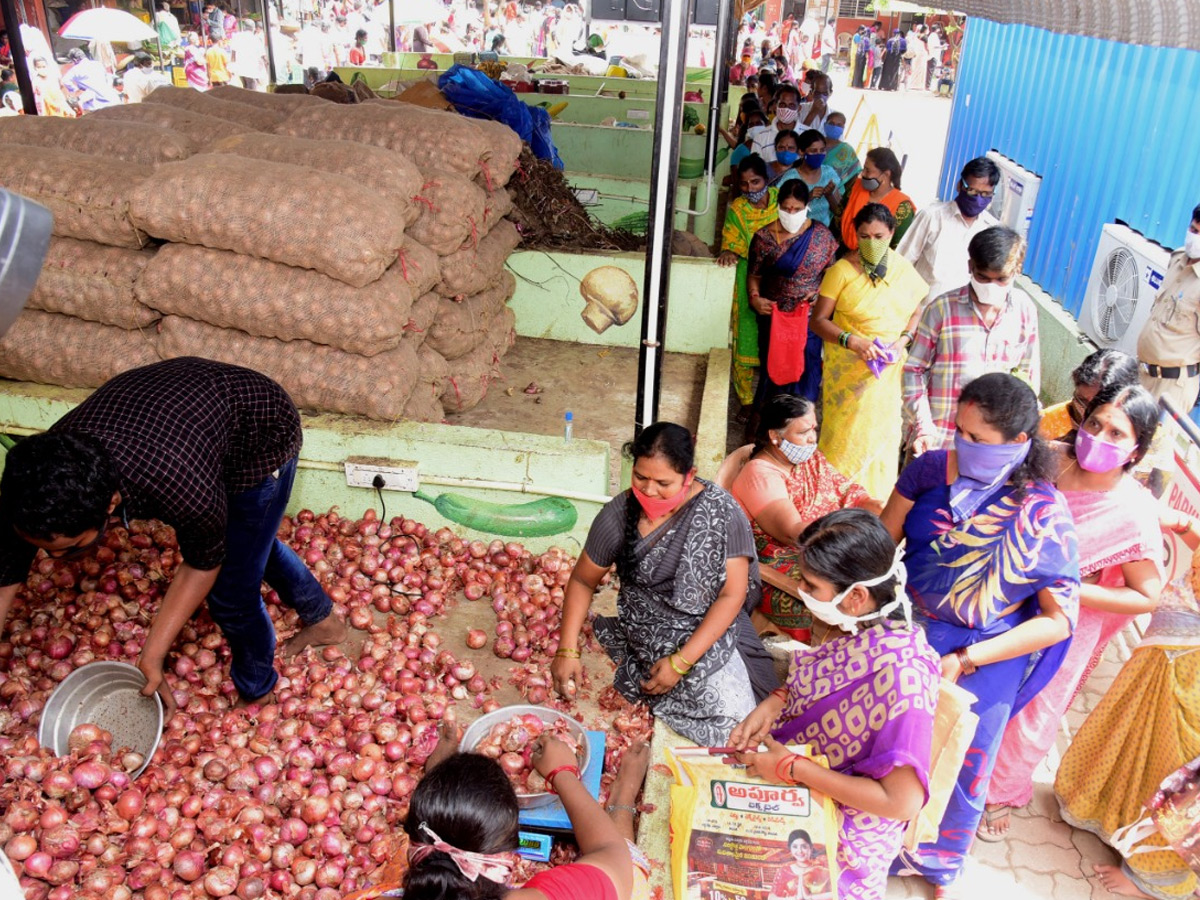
[
  {"left": 284, "top": 613, "right": 347, "bottom": 657},
  {"left": 1094, "top": 864, "right": 1154, "bottom": 899},
  {"left": 608, "top": 741, "right": 650, "bottom": 812}
]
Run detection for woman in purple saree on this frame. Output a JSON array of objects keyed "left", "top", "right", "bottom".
[
  {"left": 880, "top": 373, "right": 1080, "bottom": 896},
  {"left": 732, "top": 508, "right": 941, "bottom": 900}
]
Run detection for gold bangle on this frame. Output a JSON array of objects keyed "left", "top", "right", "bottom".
[
  {"left": 675, "top": 651, "right": 693, "bottom": 669},
  {"left": 554, "top": 648, "right": 581, "bottom": 659},
  {"left": 669, "top": 655, "right": 690, "bottom": 676}
]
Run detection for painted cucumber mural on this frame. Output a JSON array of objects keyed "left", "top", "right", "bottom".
[{"left": 412, "top": 490, "right": 579, "bottom": 537}]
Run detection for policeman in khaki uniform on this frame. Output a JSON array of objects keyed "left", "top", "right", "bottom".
[{"left": 1137, "top": 205, "right": 1200, "bottom": 415}]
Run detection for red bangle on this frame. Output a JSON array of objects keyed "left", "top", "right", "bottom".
[
  {"left": 544, "top": 765, "right": 581, "bottom": 795},
  {"left": 774, "top": 753, "right": 799, "bottom": 785},
  {"left": 771, "top": 687, "right": 788, "bottom": 702}
]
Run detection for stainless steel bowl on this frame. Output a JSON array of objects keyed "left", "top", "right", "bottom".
[
  {"left": 38, "top": 661, "right": 163, "bottom": 778},
  {"left": 459, "top": 704, "right": 591, "bottom": 809}
]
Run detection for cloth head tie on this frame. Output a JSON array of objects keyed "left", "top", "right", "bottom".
[{"left": 407, "top": 822, "right": 516, "bottom": 884}]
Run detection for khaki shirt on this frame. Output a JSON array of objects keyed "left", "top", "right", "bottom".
[{"left": 1137, "top": 249, "right": 1200, "bottom": 367}]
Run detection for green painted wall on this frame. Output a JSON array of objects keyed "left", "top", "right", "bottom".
[
  {"left": 339, "top": 67, "right": 695, "bottom": 99},
  {"left": 525, "top": 95, "right": 709, "bottom": 127},
  {"left": 506, "top": 249, "right": 732, "bottom": 353},
  {"left": 0, "top": 383, "right": 611, "bottom": 554},
  {"left": 565, "top": 174, "right": 718, "bottom": 246},
  {"left": 552, "top": 122, "right": 724, "bottom": 180},
  {"left": 1017, "top": 276, "right": 1095, "bottom": 405}
]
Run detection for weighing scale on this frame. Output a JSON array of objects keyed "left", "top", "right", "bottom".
[{"left": 516, "top": 730, "right": 606, "bottom": 861}]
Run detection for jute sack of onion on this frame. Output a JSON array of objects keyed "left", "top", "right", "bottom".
[
  {"left": 425, "top": 272, "right": 516, "bottom": 361},
  {"left": 0, "top": 116, "right": 195, "bottom": 166},
  {"left": 0, "top": 311, "right": 159, "bottom": 389},
  {"left": 142, "top": 85, "right": 286, "bottom": 132},
  {"left": 28, "top": 238, "right": 158, "bottom": 330},
  {"left": 436, "top": 221, "right": 522, "bottom": 300},
  {"left": 88, "top": 102, "right": 253, "bottom": 150},
  {"left": 406, "top": 170, "right": 489, "bottom": 256}
]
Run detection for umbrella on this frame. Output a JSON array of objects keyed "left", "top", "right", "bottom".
[
  {"left": 393, "top": 0, "right": 446, "bottom": 27},
  {"left": 58, "top": 8, "right": 158, "bottom": 43}
]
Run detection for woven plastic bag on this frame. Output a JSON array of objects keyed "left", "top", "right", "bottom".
[
  {"left": 0, "top": 311, "right": 159, "bottom": 388},
  {"left": 437, "top": 220, "right": 521, "bottom": 298},
  {"left": 129, "top": 155, "right": 406, "bottom": 288},
  {"left": 157, "top": 316, "right": 420, "bottom": 420},
  {"left": 30, "top": 237, "right": 158, "bottom": 329},
  {"left": 278, "top": 101, "right": 489, "bottom": 178},
  {"left": 407, "top": 170, "right": 488, "bottom": 256},
  {"left": 143, "top": 85, "right": 285, "bottom": 131},
  {"left": 425, "top": 272, "right": 515, "bottom": 361},
  {"left": 88, "top": 102, "right": 253, "bottom": 148},
  {"left": 207, "top": 132, "right": 422, "bottom": 221},
  {"left": 667, "top": 745, "right": 841, "bottom": 900},
  {"left": 0, "top": 146, "right": 145, "bottom": 248},
  {"left": 137, "top": 245, "right": 414, "bottom": 356},
  {"left": 209, "top": 84, "right": 324, "bottom": 112},
  {"left": 0, "top": 116, "right": 195, "bottom": 166}
]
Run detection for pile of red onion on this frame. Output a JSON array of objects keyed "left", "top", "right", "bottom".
[{"left": 0, "top": 509, "right": 654, "bottom": 899}]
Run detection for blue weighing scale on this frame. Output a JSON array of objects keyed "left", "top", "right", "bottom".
[{"left": 517, "top": 730, "right": 605, "bottom": 861}]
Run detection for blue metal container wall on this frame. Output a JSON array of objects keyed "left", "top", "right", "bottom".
[{"left": 938, "top": 18, "right": 1200, "bottom": 316}]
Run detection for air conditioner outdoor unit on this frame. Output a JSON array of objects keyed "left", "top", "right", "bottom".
[
  {"left": 1078, "top": 223, "right": 1172, "bottom": 356},
  {"left": 984, "top": 150, "right": 1042, "bottom": 238}
]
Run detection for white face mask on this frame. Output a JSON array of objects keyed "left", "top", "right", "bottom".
[
  {"left": 970, "top": 275, "right": 1010, "bottom": 307},
  {"left": 777, "top": 209, "right": 808, "bottom": 233},
  {"left": 1185, "top": 230, "right": 1200, "bottom": 260},
  {"left": 778, "top": 437, "right": 816, "bottom": 464},
  {"left": 799, "top": 552, "right": 911, "bottom": 634}
]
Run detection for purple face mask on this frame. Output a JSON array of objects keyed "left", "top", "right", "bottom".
[
  {"left": 1075, "top": 428, "right": 1133, "bottom": 473},
  {"left": 949, "top": 433, "right": 1031, "bottom": 522},
  {"left": 955, "top": 190, "right": 992, "bottom": 218}
]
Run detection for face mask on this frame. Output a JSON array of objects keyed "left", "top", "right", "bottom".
[
  {"left": 1185, "top": 230, "right": 1200, "bottom": 259},
  {"left": 1075, "top": 428, "right": 1133, "bottom": 473},
  {"left": 778, "top": 437, "right": 816, "bottom": 464},
  {"left": 814, "top": 92, "right": 830, "bottom": 103},
  {"left": 631, "top": 470, "right": 694, "bottom": 520},
  {"left": 860, "top": 176, "right": 881, "bottom": 192},
  {"left": 955, "top": 190, "right": 992, "bottom": 218},
  {"left": 1068, "top": 395, "right": 1088, "bottom": 425},
  {"left": 949, "top": 433, "right": 1031, "bottom": 522},
  {"left": 859, "top": 237, "right": 889, "bottom": 267},
  {"left": 746, "top": 123, "right": 770, "bottom": 141},
  {"left": 776, "top": 150, "right": 799, "bottom": 166},
  {"left": 970, "top": 275, "right": 1010, "bottom": 307},
  {"left": 824, "top": 124, "right": 844, "bottom": 141},
  {"left": 777, "top": 208, "right": 808, "bottom": 233},
  {"left": 800, "top": 550, "right": 911, "bottom": 634},
  {"left": 804, "top": 152, "right": 826, "bottom": 169},
  {"left": 799, "top": 81, "right": 811, "bottom": 97},
  {"left": 775, "top": 106, "right": 798, "bottom": 124},
  {"left": 744, "top": 186, "right": 769, "bottom": 204}
]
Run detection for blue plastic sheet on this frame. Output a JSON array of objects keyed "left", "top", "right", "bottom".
[{"left": 438, "top": 65, "right": 563, "bottom": 170}]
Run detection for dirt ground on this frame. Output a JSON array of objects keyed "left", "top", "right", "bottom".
[{"left": 447, "top": 336, "right": 708, "bottom": 492}]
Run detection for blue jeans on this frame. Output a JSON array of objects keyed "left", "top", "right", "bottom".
[{"left": 205, "top": 457, "right": 330, "bottom": 700}]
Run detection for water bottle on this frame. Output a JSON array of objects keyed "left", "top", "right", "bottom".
[{"left": 563, "top": 410, "right": 573, "bottom": 442}]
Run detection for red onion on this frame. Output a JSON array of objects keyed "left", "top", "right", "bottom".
[
  {"left": 115, "top": 789, "right": 145, "bottom": 821},
  {"left": 203, "top": 866, "right": 238, "bottom": 897},
  {"left": 172, "top": 851, "right": 205, "bottom": 883},
  {"left": 5, "top": 834, "right": 37, "bottom": 861}
]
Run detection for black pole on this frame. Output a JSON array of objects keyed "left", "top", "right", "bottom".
[
  {"left": 261, "top": 0, "right": 276, "bottom": 84},
  {"left": 387, "top": 0, "right": 394, "bottom": 54},
  {"left": 633, "top": 0, "right": 691, "bottom": 436},
  {"left": 1, "top": 4, "right": 38, "bottom": 114}
]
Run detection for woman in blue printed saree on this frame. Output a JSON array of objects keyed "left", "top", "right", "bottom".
[{"left": 880, "top": 373, "right": 1080, "bottom": 896}]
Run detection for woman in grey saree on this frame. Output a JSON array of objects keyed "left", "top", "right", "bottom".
[{"left": 551, "top": 423, "right": 779, "bottom": 746}]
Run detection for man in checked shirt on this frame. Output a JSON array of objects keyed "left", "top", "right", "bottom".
[{"left": 0, "top": 358, "right": 346, "bottom": 719}]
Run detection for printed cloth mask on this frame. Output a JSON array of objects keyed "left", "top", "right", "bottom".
[
  {"left": 631, "top": 470, "right": 695, "bottom": 519},
  {"left": 778, "top": 437, "right": 816, "bottom": 464},
  {"left": 801, "top": 550, "right": 912, "bottom": 634},
  {"left": 950, "top": 434, "right": 1031, "bottom": 522},
  {"left": 970, "top": 275, "right": 1010, "bottom": 307},
  {"left": 955, "top": 189, "right": 992, "bottom": 218},
  {"left": 859, "top": 237, "right": 890, "bottom": 282},
  {"left": 776, "top": 106, "right": 798, "bottom": 124},
  {"left": 777, "top": 209, "right": 808, "bottom": 233},
  {"left": 744, "top": 186, "right": 769, "bottom": 204},
  {"left": 1075, "top": 428, "right": 1134, "bottom": 473}
]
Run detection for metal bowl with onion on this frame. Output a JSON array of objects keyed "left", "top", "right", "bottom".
[
  {"left": 38, "top": 661, "right": 163, "bottom": 778},
  {"left": 459, "top": 704, "right": 591, "bottom": 809}
]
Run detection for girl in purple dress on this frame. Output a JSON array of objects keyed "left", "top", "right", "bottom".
[{"left": 732, "top": 508, "right": 941, "bottom": 900}]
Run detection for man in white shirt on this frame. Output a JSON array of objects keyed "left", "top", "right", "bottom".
[
  {"left": 749, "top": 82, "right": 800, "bottom": 162},
  {"left": 229, "top": 19, "right": 267, "bottom": 90},
  {"left": 898, "top": 156, "right": 1001, "bottom": 307},
  {"left": 122, "top": 52, "right": 168, "bottom": 102},
  {"left": 797, "top": 13, "right": 819, "bottom": 65},
  {"left": 796, "top": 71, "right": 832, "bottom": 132},
  {"left": 820, "top": 17, "right": 837, "bottom": 72}
]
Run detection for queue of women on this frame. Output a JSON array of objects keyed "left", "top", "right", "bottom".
[{"left": 524, "top": 90, "right": 1198, "bottom": 897}]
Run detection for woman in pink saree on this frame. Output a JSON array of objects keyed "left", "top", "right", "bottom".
[{"left": 982, "top": 383, "right": 1163, "bottom": 839}]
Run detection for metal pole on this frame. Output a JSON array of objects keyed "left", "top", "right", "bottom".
[
  {"left": 0, "top": 3, "right": 37, "bottom": 114},
  {"left": 632, "top": 0, "right": 691, "bottom": 435},
  {"left": 261, "top": 0, "right": 277, "bottom": 84},
  {"left": 387, "top": 0, "right": 394, "bottom": 54}
]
